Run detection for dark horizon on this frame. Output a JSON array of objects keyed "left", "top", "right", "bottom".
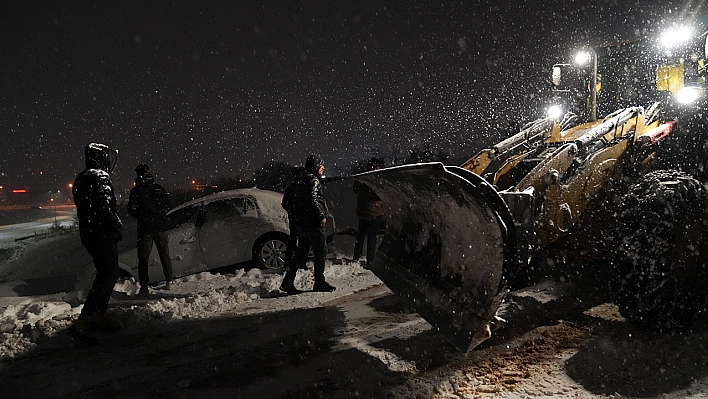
[{"left": 0, "top": 0, "right": 695, "bottom": 192}]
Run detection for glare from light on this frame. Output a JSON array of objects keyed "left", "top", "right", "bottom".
[
  {"left": 574, "top": 51, "right": 592, "bottom": 66},
  {"left": 659, "top": 26, "right": 693, "bottom": 48},
  {"left": 676, "top": 86, "right": 702, "bottom": 104},
  {"left": 547, "top": 105, "right": 563, "bottom": 120}
]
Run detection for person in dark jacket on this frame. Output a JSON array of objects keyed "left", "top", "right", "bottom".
[
  {"left": 281, "top": 166, "right": 306, "bottom": 271},
  {"left": 280, "top": 154, "right": 336, "bottom": 294},
  {"left": 128, "top": 164, "right": 174, "bottom": 295},
  {"left": 353, "top": 157, "right": 384, "bottom": 269},
  {"left": 69, "top": 142, "right": 123, "bottom": 342}
]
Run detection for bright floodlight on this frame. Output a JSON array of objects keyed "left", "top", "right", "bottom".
[
  {"left": 574, "top": 51, "right": 592, "bottom": 66},
  {"left": 676, "top": 86, "right": 702, "bottom": 104},
  {"left": 659, "top": 26, "right": 693, "bottom": 48},
  {"left": 547, "top": 105, "right": 563, "bottom": 120}
]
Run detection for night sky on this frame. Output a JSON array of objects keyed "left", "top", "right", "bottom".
[{"left": 0, "top": 0, "right": 695, "bottom": 192}]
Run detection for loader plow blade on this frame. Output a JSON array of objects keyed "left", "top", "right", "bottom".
[{"left": 355, "top": 163, "right": 518, "bottom": 352}]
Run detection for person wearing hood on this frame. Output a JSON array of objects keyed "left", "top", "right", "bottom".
[
  {"left": 353, "top": 157, "right": 384, "bottom": 269},
  {"left": 128, "top": 164, "right": 174, "bottom": 295},
  {"left": 280, "top": 154, "right": 336, "bottom": 294},
  {"left": 281, "top": 166, "right": 306, "bottom": 271},
  {"left": 70, "top": 142, "right": 123, "bottom": 342}
]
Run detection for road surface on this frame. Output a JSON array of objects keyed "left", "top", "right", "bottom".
[{"left": 0, "top": 205, "right": 76, "bottom": 244}]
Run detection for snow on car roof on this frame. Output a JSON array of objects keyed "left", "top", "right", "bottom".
[{"left": 168, "top": 188, "right": 287, "bottom": 219}]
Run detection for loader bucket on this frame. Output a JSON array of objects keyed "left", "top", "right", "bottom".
[{"left": 354, "top": 163, "right": 519, "bottom": 352}]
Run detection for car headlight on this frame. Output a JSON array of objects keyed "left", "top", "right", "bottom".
[
  {"left": 676, "top": 86, "right": 704, "bottom": 104},
  {"left": 547, "top": 105, "right": 563, "bottom": 120}
]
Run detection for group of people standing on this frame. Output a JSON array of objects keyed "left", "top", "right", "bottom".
[
  {"left": 68, "top": 143, "right": 385, "bottom": 342},
  {"left": 69, "top": 143, "right": 174, "bottom": 342}
]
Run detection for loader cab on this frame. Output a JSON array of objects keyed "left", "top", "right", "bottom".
[
  {"left": 548, "top": 63, "right": 590, "bottom": 121},
  {"left": 548, "top": 30, "right": 708, "bottom": 121},
  {"left": 655, "top": 28, "right": 708, "bottom": 109},
  {"left": 651, "top": 27, "right": 708, "bottom": 182}
]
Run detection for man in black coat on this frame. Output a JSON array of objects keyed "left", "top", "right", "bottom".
[
  {"left": 353, "top": 157, "right": 384, "bottom": 269},
  {"left": 128, "top": 164, "right": 174, "bottom": 294},
  {"left": 280, "top": 154, "right": 336, "bottom": 294},
  {"left": 281, "top": 166, "right": 306, "bottom": 271},
  {"left": 70, "top": 142, "right": 123, "bottom": 342}
]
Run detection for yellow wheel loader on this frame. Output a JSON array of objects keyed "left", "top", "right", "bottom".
[{"left": 354, "top": 25, "right": 708, "bottom": 352}]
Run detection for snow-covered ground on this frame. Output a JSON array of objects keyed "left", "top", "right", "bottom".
[
  {"left": 2, "top": 215, "right": 708, "bottom": 398},
  {"left": 0, "top": 230, "right": 382, "bottom": 360}
]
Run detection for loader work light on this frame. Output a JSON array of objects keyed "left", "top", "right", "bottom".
[
  {"left": 574, "top": 51, "right": 592, "bottom": 66},
  {"left": 547, "top": 105, "right": 563, "bottom": 120},
  {"left": 676, "top": 86, "right": 703, "bottom": 104},
  {"left": 660, "top": 26, "right": 693, "bottom": 48}
]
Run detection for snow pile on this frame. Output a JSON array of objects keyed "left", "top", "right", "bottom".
[
  {"left": 1, "top": 298, "right": 78, "bottom": 329},
  {"left": 0, "top": 256, "right": 379, "bottom": 362}
]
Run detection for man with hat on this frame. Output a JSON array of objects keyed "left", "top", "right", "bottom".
[
  {"left": 70, "top": 142, "right": 123, "bottom": 342},
  {"left": 128, "top": 163, "right": 174, "bottom": 295},
  {"left": 280, "top": 154, "right": 336, "bottom": 294}
]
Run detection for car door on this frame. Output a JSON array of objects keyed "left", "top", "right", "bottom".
[
  {"left": 198, "top": 196, "right": 258, "bottom": 269},
  {"left": 158, "top": 203, "right": 208, "bottom": 278}
]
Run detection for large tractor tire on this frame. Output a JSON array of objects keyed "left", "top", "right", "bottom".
[{"left": 613, "top": 169, "right": 708, "bottom": 331}]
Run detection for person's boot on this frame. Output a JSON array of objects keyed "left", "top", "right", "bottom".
[
  {"left": 89, "top": 312, "right": 121, "bottom": 333},
  {"left": 138, "top": 286, "right": 150, "bottom": 296},
  {"left": 279, "top": 280, "right": 303, "bottom": 295},
  {"left": 312, "top": 280, "right": 336, "bottom": 292},
  {"left": 67, "top": 318, "right": 99, "bottom": 344}
]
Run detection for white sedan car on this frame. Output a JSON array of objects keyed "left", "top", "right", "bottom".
[{"left": 122, "top": 188, "right": 292, "bottom": 284}]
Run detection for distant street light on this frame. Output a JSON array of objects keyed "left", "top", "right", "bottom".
[{"left": 574, "top": 48, "right": 598, "bottom": 121}]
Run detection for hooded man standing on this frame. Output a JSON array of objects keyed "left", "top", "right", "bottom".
[
  {"left": 281, "top": 166, "right": 306, "bottom": 271},
  {"left": 128, "top": 164, "right": 174, "bottom": 295},
  {"left": 353, "top": 157, "right": 384, "bottom": 269},
  {"left": 280, "top": 154, "right": 336, "bottom": 294},
  {"left": 70, "top": 143, "right": 123, "bottom": 342}
]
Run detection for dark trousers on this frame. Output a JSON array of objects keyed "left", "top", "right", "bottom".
[
  {"left": 137, "top": 231, "right": 173, "bottom": 286},
  {"left": 354, "top": 216, "right": 382, "bottom": 265},
  {"left": 80, "top": 237, "right": 120, "bottom": 318},
  {"left": 284, "top": 220, "right": 298, "bottom": 269},
  {"left": 284, "top": 224, "right": 327, "bottom": 284}
]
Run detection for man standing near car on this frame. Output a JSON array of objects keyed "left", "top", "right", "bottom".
[
  {"left": 128, "top": 164, "right": 174, "bottom": 295},
  {"left": 280, "top": 154, "right": 336, "bottom": 294},
  {"left": 353, "top": 157, "right": 384, "bottom": 269},
  {"left": 281, "top": 166, "right": 306, "bottom": 271},
  {"left": 70, "top": 143, "right": 123, "bottom": 342}
]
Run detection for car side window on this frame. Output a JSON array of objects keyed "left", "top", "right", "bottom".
[
  {"left": 244, "top": 196, "right": 258, "bottom": 216},
  {"left": 165, "top": 204, "right": 201, "bottom": 230},
  {"left": 204, "top": 197, "right": 246, "bottom": 222}
]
